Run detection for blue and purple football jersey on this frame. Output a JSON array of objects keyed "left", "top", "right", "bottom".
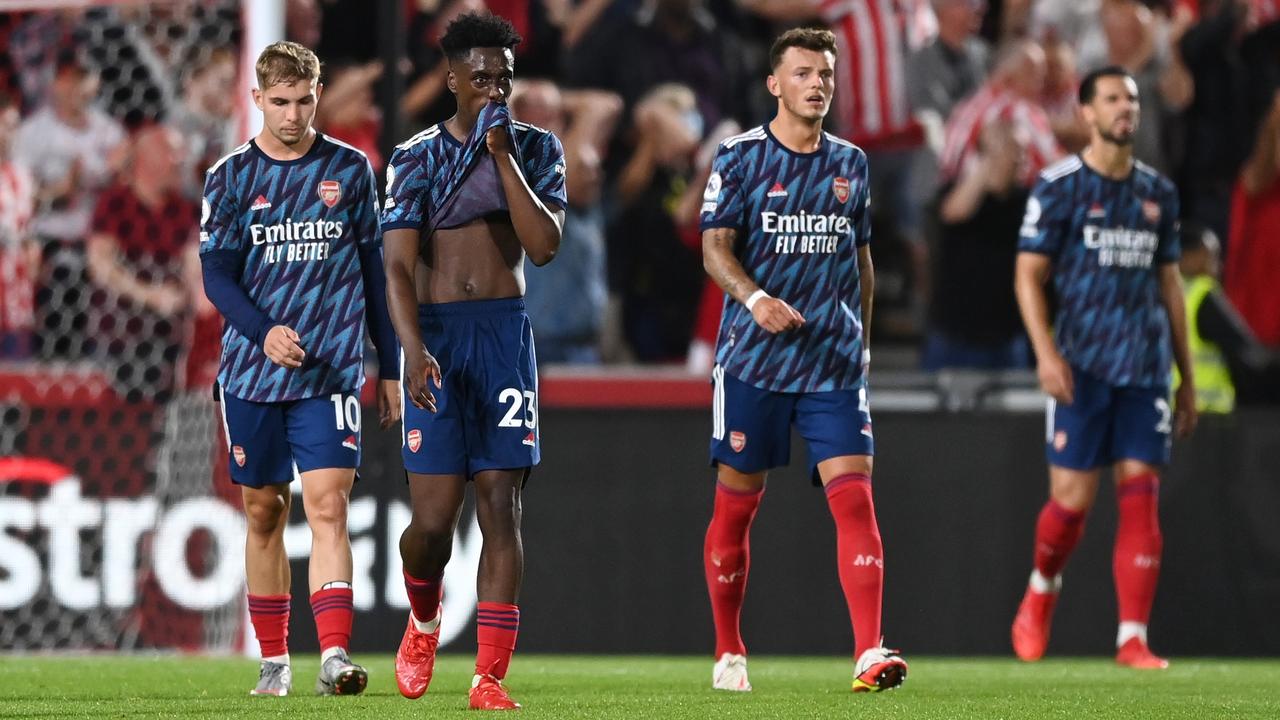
[
  {"left": 1018, "top": 155, "right": 1180, "bottom": 388},
  {"left": 381, "top": 102, "right": 566, "bottom": 234},
  {"left": 200, "top": 133, "right": 385, "bottom": 403},
  {"left": 700, "top": 125, "right": 871, "bottom": 394}
]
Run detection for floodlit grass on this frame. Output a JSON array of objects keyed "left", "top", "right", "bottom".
[{"left": 2, "top": 654, "right": 1278, "bottom": 719}]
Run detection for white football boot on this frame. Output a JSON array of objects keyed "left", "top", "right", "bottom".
[{"left": 712, "top": 653, "right": 752, "bottom": 691}]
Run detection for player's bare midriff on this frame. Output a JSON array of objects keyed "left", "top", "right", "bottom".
[{"left": 414, "top": 213, "right": 525, "bottom": 304}]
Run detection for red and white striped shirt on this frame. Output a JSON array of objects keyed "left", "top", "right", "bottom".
[
  {"left": 0, "top": 160, "right": 35, "bottom": 336},
  {"left": 939, "top": 83, "right": 1064, "bottom": 187},
  {"left": 818, "top": 0, "right": 934, "bottom": 150}
]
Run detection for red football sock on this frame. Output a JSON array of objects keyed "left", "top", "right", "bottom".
[
  {"left": 247, "top": 593, "right": 290, "bottom": 658},
  {"left": 476, "top": 602, "right": 520, "bottom": 679},
  {"left": 404, "top": 569, "right": 443, "bottom": 623},
  {"left": 704, "top": 482, "right": 763, "bottom": 658},
  {"left": 1114, "top": 473, "right": 1162, "bottom": 625},
  {"left": 1034, "top": 499, "right": 1087, "bottom": 581},
  {"left": 825, "top": 473, "right": 883, "bottom": 659},
  {"left": 310, "top": 586, "right": 354, "bottom": 653}
]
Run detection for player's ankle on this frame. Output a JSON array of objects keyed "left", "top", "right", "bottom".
[
  {"left": 320, "top": 646, "right": 346, "bottom": 662},
  {"left": 1116, "top": 621, "right": 1148, "bottom": 647},
  {"left": 413, "top": 608, "right": 442, "bottom": 633},
  {"left": 1029, "top": 569, "right": 1062, "bottom": 594},
  {"left": 263, "top": 653, "right": 290, "bottom": 665}
]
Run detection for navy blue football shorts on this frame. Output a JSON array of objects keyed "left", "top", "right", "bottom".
[
  {"left": 1045, "top": 366, "right": 1172, "bottom": 470},
  {"left": 218, "top": 387, "right": 362, "bottom": 487},
  {"left": 401, "top": 298, "right": 540, "bottom": 478},
  {"left": 709, "top": 365, "right": 874, "bottom": 484}
]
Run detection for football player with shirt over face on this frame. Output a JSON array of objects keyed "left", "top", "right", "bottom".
[
  {"left": 199, "top": 41, "right": 400, "bottom": 698},
  {"left": 1012, "top": 66, "right": 1196, "bottom": 669},
  {"left": 381, "top": 12, "right": 566, "bottom": 711},
  {"left": 699, "top": 27, "right": 907, "bottom": 694}
]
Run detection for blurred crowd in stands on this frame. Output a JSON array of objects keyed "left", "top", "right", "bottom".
[{"left": 0, "top": 0, "right": 1277, "bottom": 408}]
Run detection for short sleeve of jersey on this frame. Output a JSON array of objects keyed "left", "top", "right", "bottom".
[
  {"left": 700, "top": 145, "right": 745, "bottom": 232},
  {"left": 1017, "top": 176, "right": 1067, "bottom": 256},
  {"left": 524, "top": 131, "right": 567, "bottom": 210},
  {"left": 853, "top": 151, "right": 872, "bottom": 248},
  {"left": 381, "top": 144, "right": 430, "bottom": 231},
  {"left": 353, "top": 158, "right": 382, "bottom": 247},
  {"left": 1155, "top": 181, "right": 1181, "bottom": 265},
  {"left": 199, "top": 162, "right": 241, "bottom": 254}
]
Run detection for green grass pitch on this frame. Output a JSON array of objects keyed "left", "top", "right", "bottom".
[{"left": 3, "top": 654, "right": 1278, "bottom": 719}]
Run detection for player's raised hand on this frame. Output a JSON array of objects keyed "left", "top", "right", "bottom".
[
  {"left": 1173, "top": 380, "right": 1198, "bottom": 439},
  {"left": 485, "top": 126, "right": 512, "bottom": 157},
  {"left": 751, "top": 296, "right": 805, "bottom": 334},
  {"left": 377, "top": 379, "right": 402, "bottom": 429},
  {"left": 263, "top": 325, "right": 305, "bottom": 369},
  {"left": 404, "top": 346, "right": 443, "bottom": 413},
  {"left": 1037, "top": 350, "right": 1074, "bottom": 404}
]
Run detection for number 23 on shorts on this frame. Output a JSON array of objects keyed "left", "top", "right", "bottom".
[{"left": 497, "top": 388, "right": 537, "bottom": 429}]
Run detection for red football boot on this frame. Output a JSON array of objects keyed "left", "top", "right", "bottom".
[
  {"left": 1116, "top": 637, "right": 1169, "bottom": 669},
  {"left": 1011, "top": 587, "right": 1058, "bottom": 661},
  {"left": 469, "top": 672, "right": 520, "bottom": 710},
  {"left": 395, "top": 611, "right": 441, "bottom": 699}
]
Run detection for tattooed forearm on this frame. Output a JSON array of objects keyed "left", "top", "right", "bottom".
[{"left": 702, "top": 227, "right": 759, "bottom": 304}]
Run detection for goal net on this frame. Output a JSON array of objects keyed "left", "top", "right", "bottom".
[
  {"left": 0, "top": 0, "right": 246, "bottom": 652},
  {"left": 1, "top": 0, "right": 488, "bottom": 657}
]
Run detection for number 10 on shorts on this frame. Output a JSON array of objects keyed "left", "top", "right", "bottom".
[
  {"left": 331, "top": 393, "right": 361, "bottom": 431},
  {"left": 498, "top": 388, "right": 537, "bottom": 429}
]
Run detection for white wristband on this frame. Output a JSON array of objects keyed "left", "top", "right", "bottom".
[
  {"left": 745, "top": 289, "right": 770, "bottom": 311},
  {"left": 862, "top": 349, "right": 871, "bottom": 366}
]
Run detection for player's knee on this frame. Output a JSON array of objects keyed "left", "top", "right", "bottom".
[
  {"left": 475, "top": 485, "right": 520, "bottom": 531},
  {"left": 243, "top": 495, "right": 288, "bottom": 537},
  {"left": 1115, "top": 473, "right": 1160, "bottom": 534},
  {"left": 403, "top": 513, "right": 455, "bottom": 548},
  {"left": 825, "top": 477, "right": 876, "bottom": 522},
  {"left": 400, "top": 518, "right": 455, "bottom": 572},
  {"left": 305, "top": 490, "right": 350, "bottom": 535},
  {"left": 1049, "top": 482, "right": 1097, "bottom": 512}
]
